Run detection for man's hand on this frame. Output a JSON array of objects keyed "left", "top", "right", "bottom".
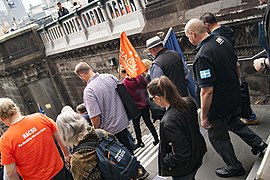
[
  {"left": 65, "top": 154, "right": 72, "bottom": 166},
  {"left": 253, "top": 58, "right": 266, "bottom": 72},
  {"left": 201, "top": 115, "right": 211, "bottom": 129}
]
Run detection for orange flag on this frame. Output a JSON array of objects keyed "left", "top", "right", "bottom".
[{"left": 119, "top": 32, "right": 146, "bottom": 78}]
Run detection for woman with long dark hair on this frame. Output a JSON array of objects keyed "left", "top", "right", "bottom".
[{"left": 147, "top": 76, "right": 206, "bottom": 180}]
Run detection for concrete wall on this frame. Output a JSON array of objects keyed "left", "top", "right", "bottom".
[{"left": 0, "top": 24, "right": 63, "bottom": 120}]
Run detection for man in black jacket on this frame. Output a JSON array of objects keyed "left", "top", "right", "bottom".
[
  {"left": 57, "top": 2, "right": 69, "bottom": 18},
  {"left": 200, "top": 12, "right": 259, "bottom": 125},
  {"left": 200, "top": 12, "right": 234, "bottom": 45},
  {"left": 146, "top": 36, "right": 188, "bottom": 97},
  {"left": 185, "top": 18, "right": 267, "bottom": 178}
]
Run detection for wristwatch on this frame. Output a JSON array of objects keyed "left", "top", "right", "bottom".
[{"left": 261, "top": 58, "right": 267, "bottom": 69}]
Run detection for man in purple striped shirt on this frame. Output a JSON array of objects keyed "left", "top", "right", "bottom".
[
  {"left": 74, "top": 62, "right": 150, "bottom": 179},
  {"left": 74, "top": 62, "right": 131, "bottom": 151}
]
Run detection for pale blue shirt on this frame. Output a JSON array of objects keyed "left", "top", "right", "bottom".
[
  {"left": 149, "top": 64, "right": 164, "bottom": 80},
  {"left": 150, "top": 63, "right": 189, "bottom": 80}
]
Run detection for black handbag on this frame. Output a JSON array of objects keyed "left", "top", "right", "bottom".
[
  {"left": 147, "top": 98, "right": 166, "bottom": 122},
  {"left": 116, "top": 84, "right": 141, "bottom": 119}
]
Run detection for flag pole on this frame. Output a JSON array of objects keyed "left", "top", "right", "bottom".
[
  {"left": 118, "top": 31, "right": 124, "bottom": 80},
  {"left": 163, "top": 27, "right": 173, "bottom": 43}
]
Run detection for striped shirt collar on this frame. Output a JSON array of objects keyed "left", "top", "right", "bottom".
[{"left": 87, "top": 73, "right": 99, "bottom": 84}]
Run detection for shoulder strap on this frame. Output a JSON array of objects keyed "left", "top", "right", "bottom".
[
  {"left": 72, "top": 141, "right": 97, "bottom": 154},
  {"left": 95, "top": 129, "right": 105, "bottom": 139},
  {"left": 73, "top": 130, "right": 106, "bottom": 153}
]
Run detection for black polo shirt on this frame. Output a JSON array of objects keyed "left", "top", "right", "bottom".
[{"left": 193, "top": 35, "right": 240, "bottom": 119}]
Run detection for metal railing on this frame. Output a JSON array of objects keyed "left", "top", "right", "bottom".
[
  {"left": 38, "top": 0, "right": 146, "bottom": 56},
  {"left": 238, "top": 50, "right": 266, "bottom": 61}
]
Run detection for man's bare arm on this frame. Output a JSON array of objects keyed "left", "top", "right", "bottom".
[
  {"left": 91, "top": 115, "right": 101, "bottom": 129},
  {"left": 200, "top": 86, "right": 214, "bottom": 128},
  {"left": 5, "top": 163, "right": 20, "bottom": 180}
]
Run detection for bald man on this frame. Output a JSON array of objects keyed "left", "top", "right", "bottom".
[{"left": 185, "top": 18, "right": 267, "bottom": 178}]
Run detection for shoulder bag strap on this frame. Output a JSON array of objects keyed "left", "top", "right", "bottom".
[{"left": 72, "top": 141, "right": 97, "bottom": 153}]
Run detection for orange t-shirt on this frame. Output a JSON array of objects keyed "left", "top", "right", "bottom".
[{"left": 1, "top": 113, "right": 63, "bottom": 179}]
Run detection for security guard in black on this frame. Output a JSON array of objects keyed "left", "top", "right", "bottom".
[{"left": 193, "top": 34, "right": 240, "bottom": 119}]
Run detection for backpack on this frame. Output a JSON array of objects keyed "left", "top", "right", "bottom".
[{"left": 73, "top": 130, "right": 139, "bottom": 180}]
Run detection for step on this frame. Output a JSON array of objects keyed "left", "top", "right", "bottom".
[{"left": 246, "top": 135, "right": 270, "bottom": 180}]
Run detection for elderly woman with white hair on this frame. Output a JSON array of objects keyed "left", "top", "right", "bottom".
[{"left": 56, "top": 111, "right": 103, "bottom": 180}]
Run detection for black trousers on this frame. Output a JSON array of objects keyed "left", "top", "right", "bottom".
[
  {"left": 115, "top": 128, "right": 134, "bottom": 155},
  {"left": 52, "top": 165, "right": 73, "bottom": 180},
  {"left": 208, "top": 107, "right": 262, "bottom": 171},
  {"left": 132, "top": 106, "right": 158, "bottom": 143}
]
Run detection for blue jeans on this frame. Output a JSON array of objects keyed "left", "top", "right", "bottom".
[{"left": 258, "top": 21, "right": 270, "bottom": 58}]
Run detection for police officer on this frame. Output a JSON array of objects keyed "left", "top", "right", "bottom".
[{"left": 184, "top": 18, "right": 267, "bottom": 178}]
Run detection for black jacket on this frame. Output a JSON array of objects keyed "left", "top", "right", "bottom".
[
  {"left": 212, "top": 25, "right": 234, "bottom": 46},
  {"left": 58, "top": 7, "right": 69, "bottom": 17},
  {"left": 153, "top": 49, "right": 188, "bottom": 97},
  {"left": 158, "top": 98, "right": 206, "bottom": 177}
]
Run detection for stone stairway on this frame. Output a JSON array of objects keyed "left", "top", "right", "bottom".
[{"left": 133, "top": 105, "right": 270, "bottom": 180}]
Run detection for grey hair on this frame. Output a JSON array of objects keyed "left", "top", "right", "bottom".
[
  {"left": 74, "top": 62, "right": 92, "bottom": 75},
  {"left": 61, "top": 105, "right": 74, "bottom": 113},
  {"left": 0, "top": 98, "right": 20, "bottom": 119},
  {"left": 76, "top": 103, "right": 87, "bottom": 114},
  {"left": 56, "top": 111, "right": 89, "bottom": 147}
]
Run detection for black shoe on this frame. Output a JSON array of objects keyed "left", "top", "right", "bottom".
[
  {"left": 139, "top": 142, "right": 145, "bottom": 148},
  {"left": 153, "top": 139, "right": 159, "bottom": 146},
  {"left": 132, "top": 143, "right": 140, "bottom": 150},
  {"left": 251, "top": 141, "right": 268, "bottom": 155},
  {"left": 137, "top": 165, "right": 149, "bottom": 180},
  {"left": 215, "top": 167, "right": 245, "bottom": 177}
]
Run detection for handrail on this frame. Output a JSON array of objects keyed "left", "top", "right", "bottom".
[
  {"left": 238, "top": 50, "right": 266, "bottom": 61},
  {"left": 186, "top": 50, "right": 267, "bottom": 67}
]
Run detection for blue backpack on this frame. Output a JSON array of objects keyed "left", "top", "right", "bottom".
[{"left": 73, "top": 130, "right": 139, "bottom": 180}]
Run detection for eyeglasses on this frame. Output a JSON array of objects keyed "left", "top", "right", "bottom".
[{"left": 149, "top": 96, "right": 156, "bottom": 101}]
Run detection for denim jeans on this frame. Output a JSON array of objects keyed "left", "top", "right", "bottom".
[{"left": 258, "top": 21, "right": 270, "bottom": 58}]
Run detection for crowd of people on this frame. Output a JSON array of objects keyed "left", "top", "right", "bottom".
[{"left": 0, "top": 0, "right": 269, "bottom": 179}]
